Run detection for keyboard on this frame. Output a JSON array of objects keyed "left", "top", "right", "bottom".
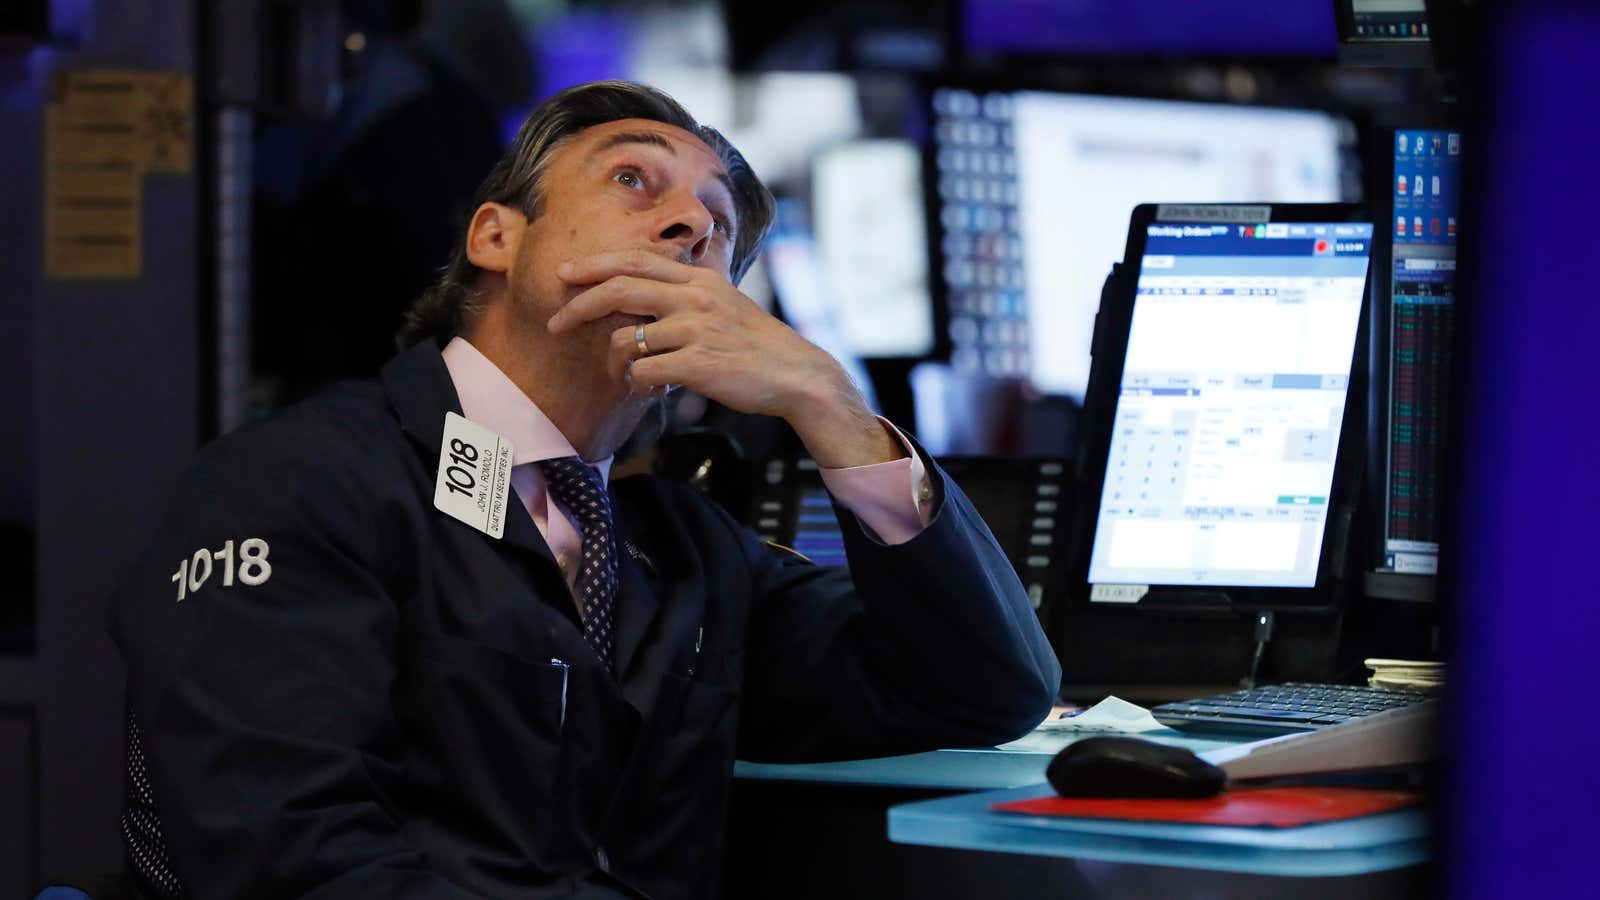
[{"left": 1150, "top": 682, "right": 1435, "bottom": 735}]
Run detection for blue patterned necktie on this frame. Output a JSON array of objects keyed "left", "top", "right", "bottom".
[{"left": 537, "top": 457, "right": 619, "bottom": 670}]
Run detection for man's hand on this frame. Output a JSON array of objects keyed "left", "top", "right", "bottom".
[{"left": 547, "top": 250, "right": 904, "bottom": 469}]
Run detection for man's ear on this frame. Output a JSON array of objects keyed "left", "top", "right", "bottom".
[{"left": 465, "top": 202, "right": 526, "bottom": 273}]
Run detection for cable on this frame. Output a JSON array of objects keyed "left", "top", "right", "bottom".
[{"left": 1244, "top": 609, "right": 1276, "bottom": 688}]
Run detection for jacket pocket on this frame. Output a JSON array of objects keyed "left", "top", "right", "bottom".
[
  {"left": 398, "top": 630, "right": 578, "bottom": 871},
  {"left": 411, "top": 629, "right": 567, "bottom": 740},
  {"left": 652, "top": 671, "right": 739, "bottom": 800}
]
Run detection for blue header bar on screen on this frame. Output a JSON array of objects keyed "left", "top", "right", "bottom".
[
  {"left": 1144, "top": 222, "right": 1373, "bottom": 258},
  {"left": 1142, "top": 256, "right": 1372, "bottom": 278}
]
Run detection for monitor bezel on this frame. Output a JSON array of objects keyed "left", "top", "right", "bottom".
[{"left": 1067, "top": 202, "right": 1375, "bottom": 615}]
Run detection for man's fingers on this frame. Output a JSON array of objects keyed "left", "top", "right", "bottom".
[
  {"left": 628, "top": 350, "right": 701, "bottom": 395},
  {"left": 624, "top": 316, "right": 699, "bottom": 357},
  {"left": 622, "top": 361, "right": 669, "bottom": 398},
  {"left": 548, "top": 276, "right": 682, "bottom": 333},
  {"left": 557, "top": 249, "right": 697, "bottom": 286},
  {"left": 607, "top": 318, "right": 699, "bottom": 383}
]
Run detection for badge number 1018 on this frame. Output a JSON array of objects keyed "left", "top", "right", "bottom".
[{"left": 171, "top": 538, "right": 272, "bottom": 601}]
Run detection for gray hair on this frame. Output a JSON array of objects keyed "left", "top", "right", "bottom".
[{"left": 398, "top": 80, "right": 776, "bottom": 348}]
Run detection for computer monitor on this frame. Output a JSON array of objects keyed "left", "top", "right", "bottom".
[
  {"left": 748, "top": 456, "right": 1070, "bottom": 611},
  {"left": 1366, "top": 117, "right": 1462, "bottom": 595},
  {"left": 929, "top": 87, "right": 1347, "bottom": 401},
  {"left": 1333, "top": 0, "right": 1434, "bottom": 66},
  {"left": 810, "top": 140, "right": 935, "bottom": 358},
  {"left": 720, "top": 0, "right": 951, "bottom": 71},
  {"left": 1069, "top": 204, "right": 1374, "bottom": 613},
  {"left": 962, "top": 0, "right": 1336, "bottom": 60},
  {"left": 761, "top": 198, "right": 879, "bottom": 412}
]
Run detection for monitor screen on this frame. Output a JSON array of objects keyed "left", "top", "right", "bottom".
[
  {"left": 1333, "top": 0, "right": 1434, "bottom": 66},
  {"left": 1347, "top": 0, "right": 1430, "bottom": 41},
  {"left": 1382, "top": 128, "right": 1463, "bottom": 576},
  {"left": 963, "top": 0, "right": 1337, "bottom": 58},
  {"left": 775, "top": 457, "right": 1069, "bottom": 609},
  {"left": 1085, "top": 219, "right": 1373, "bottom": 593},
  {"left": 791, "top": 486, "right": 850, "bottom": 566},
  {"left": 797, "top": 472, "right": 1046, "bottom": 567},
  {"left": 762, "top": 199, "right": 880, "bottom": 411},
  {"left": 811, "top": 140, "right": 935, "bottom": 358},
  {"left": 931, "top": 88, "right": 1346, "bottom": 399}
]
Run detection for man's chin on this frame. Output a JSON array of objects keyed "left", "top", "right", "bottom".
[{"left": 587, "top": 390, "right": 663, "bottom": 460}]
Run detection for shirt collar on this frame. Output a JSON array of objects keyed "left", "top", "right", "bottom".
[{"left": 440, "top": 336, "right": 613, "bottom": 483}]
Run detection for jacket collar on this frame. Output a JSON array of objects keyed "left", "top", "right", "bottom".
[
  {"left": 380, "top": 341, "right": 560, "bottom": 571},
  {"left": 381, "top": 341, "right": 667, "bottom": 687}
]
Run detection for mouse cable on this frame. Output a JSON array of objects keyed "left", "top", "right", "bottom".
[{"left": 1243, "top": 609, "right": 1275, "bottom": 688}]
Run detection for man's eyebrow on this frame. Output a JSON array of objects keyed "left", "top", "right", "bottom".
[
  {"left": 592, "top": 131, "right": 738, "bottom": 211},
  {"left": 591, "top": 131, "right": 677, "bottom": 158}
]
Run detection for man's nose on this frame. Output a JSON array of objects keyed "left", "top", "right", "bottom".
[{"left": 655, "top": 192, "right": 715, "bottom": 264}]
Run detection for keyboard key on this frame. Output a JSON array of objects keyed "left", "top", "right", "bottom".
[
  {"left": 1186, "top": 707, "right": 1323, "bottom": 723},
  {"left": 1152, "top": 682, "right": 1432, "bottom": 733}
]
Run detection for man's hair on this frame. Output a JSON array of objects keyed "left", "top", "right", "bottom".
[{"left": 398, "top": 80, "right": 776, "bottom": 348}]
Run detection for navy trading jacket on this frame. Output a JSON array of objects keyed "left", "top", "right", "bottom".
[{"left": 110, "top": 341, "right": 1061, "bottom": 899}]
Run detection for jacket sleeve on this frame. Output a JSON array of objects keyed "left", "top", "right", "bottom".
[
  {"left": 734, "top": 443, "right": 1062, "bottom": 763},
  {"left": 109, "top": 426, "right": 483, "bottom": 899}
]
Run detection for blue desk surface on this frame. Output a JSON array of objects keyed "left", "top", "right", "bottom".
[
  {"left": 734, "top": 729, "right": 1248, "bottom": 791},
  {"left": 736, "top": 728, "right": 1430, "bottom": 877},
  {"left": 888, "top": 784, "right": 1431, "bottom": 878}
]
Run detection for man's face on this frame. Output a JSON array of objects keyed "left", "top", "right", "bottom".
[{"left": 509, "top": 118, "right": 741, "bottom": 352}]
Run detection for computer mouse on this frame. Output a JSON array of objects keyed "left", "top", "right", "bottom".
[{"left": 1046, "top": 736, "right": 1227, "bottom": 799}]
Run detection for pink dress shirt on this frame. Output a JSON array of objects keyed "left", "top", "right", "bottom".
[{"left": 441, "top": 338, "right": 933, "bottom": 603}]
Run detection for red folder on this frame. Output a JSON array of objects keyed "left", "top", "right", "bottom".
[{"left": 992, "top": 787, "right": 1421, "bottom": 828}]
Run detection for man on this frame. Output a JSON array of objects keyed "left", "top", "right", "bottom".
[{"left": 112, "top": 81, "right": 1060, "bottom": 899}]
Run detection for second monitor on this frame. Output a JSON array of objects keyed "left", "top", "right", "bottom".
[
  {"left": 930, "top": 86, "right": 1350, "bottom": 399},
  {"left": 1070, "top": 203, "right": 1375, "bottom": 612}
]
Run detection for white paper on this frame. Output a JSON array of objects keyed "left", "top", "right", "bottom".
[{"left": 1033, "top": 696, "right": 1166, "bottom": 734}]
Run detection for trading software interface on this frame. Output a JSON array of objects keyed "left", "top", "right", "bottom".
[
  {"left": 1087, "top": 221, "right": 1373, "bottom": 593},
  {"left": 1385, "top": 129, "right": 1462, "bottom": 575},
  {"left": 1349, "top": 0, "right": 1430, "bottom": 39},
  {"left": 931, "top": 88, "right": 1344, "bottom": 399}
]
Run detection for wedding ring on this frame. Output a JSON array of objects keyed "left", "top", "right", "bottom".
[{"left": 634, "top": 323, "right": 652, "bottom": 356}]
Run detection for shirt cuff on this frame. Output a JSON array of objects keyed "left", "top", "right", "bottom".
[{"left": 817, "top": 418, "right": 934, "bottom": 546}]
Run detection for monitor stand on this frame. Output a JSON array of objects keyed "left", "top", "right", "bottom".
[
  {"left": 1137, "top": 590, "right": 1236, "bottom": 617},
  {"left": 1363, "top": 571, "right": 1435, "bottom": 603}
]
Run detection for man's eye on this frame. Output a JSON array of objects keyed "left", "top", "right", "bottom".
[
  {"left": 614, "top": 170, "right": 644, "bottom": 189},
  {"left": 713, "top": 215, "right": 735, "bottom": 238}
]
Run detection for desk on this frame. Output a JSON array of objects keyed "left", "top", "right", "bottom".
[
  {"left": 729, "top": 729, "right": 1432, "bottom": 899},
  {"left": 888, "top": 784, "right": 1430, "bottom": 877},
  {"left": 733, "top": 728, "right": 1246, "bottom": 791}
]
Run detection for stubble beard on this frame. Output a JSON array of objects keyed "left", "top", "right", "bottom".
[{"left": 512, "top": 281, "right": 661, "bottom": 459}]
